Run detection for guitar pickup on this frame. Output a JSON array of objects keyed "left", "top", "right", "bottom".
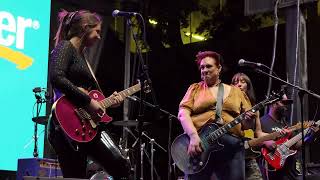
[{"left": 75, "top": 108, "right": 97, "bottom": 129}]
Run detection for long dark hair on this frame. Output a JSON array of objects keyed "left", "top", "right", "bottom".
[
  {"left": 231, "top": 73, "right": 256, "bottom": 105},
  {"left": 54, "top": 9, "right": 102, "bottom": 47}
]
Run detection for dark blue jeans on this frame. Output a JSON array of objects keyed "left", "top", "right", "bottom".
[{"left": 185, "top": 134, "right": 245, "bottom": 180}]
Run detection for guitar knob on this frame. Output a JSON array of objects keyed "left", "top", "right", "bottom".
[
  {"left": 75, "top": 129, "right": 79, "bottom": 135},
  {"left": 82, "top": 125, "right": 86, "bottom": 131},
  {"left": 81, "top": 133, "right": 85, "bottom": 137},
  {"left": 199, "top": 161, "right": 203, "bottom": 166},
  {"left": 88, "top": 130, "right": 92, "bottom": 136}
]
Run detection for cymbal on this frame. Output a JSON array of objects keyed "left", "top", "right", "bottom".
[
  {"left": 32, "top": 116, "right": 49, "bottom": 125},
  {"left": 112, "top": 120, "right": 150, "bottom": 127}
]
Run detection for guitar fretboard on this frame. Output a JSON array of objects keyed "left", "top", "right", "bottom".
[
  {"left": 100, "top": 83, "right": 141, "bottom": 108},
  {"left": 248, "top": 131, "right": 281, "bottom": 147},
  {"left": 284, "top": 120, "right": 320, "bottom": 148},
  {"left": 248, "top": 123, "right": 303, "bottom": 147},
  {"left": 206, "top": 100, "right": 267, "bottom": 143}
]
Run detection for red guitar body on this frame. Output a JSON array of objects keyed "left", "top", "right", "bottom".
[
  {"left": 261, "top": 133, "right": 296, "bottom": 170},
  {"left": 54, "top": 90, "right": 112, "bottom": 143}
]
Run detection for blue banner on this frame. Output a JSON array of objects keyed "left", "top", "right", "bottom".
[{"left": 0, "top": 0, "right": 51, "bottom": 171}]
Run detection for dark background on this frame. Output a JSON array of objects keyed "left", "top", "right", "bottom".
[{"left": 40, "top": 0, "right": 320, "bottom": 179}]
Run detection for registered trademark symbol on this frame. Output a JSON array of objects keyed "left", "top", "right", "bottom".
[{"left": 33, "top": 20, "right": 40, "bottom": 29}]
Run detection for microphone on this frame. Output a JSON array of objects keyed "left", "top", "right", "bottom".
[
  {"left": 112, "top": 10, "right": 138, "bottom": 17},
  {"left": 238, "top": 59, "right": 263, "bottom": 68},
  {"left": 33, "top": 87, "right": 47, "bottom": 93},
  {"left": 33, "top": 87, "right": 42, "bottom": 93}
]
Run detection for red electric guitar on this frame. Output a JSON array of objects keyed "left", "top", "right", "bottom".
[
  {"left": 261, "top": 120, "right": 318, "bottom": 170},
  {"left": 244, "top": 122, "right": 309, "bottom": 159},
  {"left": 54, "top": 83, "right": 141, "bottom": 143}
]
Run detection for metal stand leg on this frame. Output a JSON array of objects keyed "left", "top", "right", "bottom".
[
  {"left": 140, "top": 143, "right": 145, "bottom": 180},
  {"left": 33, "top": 122, "right": 38, "bottom": 157},
  {"left": 150, "top": 139, "right": 154, "bottom": 180}
]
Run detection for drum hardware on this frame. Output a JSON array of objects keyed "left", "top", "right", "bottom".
[
  {"left": 112, "top": 120, "right": 151, "bottom": 127},
  {"left": 89, "top": 171, "right": 112, "bottom": 180},
  {"left": 127, "top": 95, "right": 178, "bottom": 180},
  {"left": 119, "top": 127, "right": 165, "bottom": 180},
  {"left": 141, "top": 131, "right": 167, "bottom": 180},
  {"left": 32, "top": 116, "right": 48, "bottom": 125},
  {"left": 118, "top": 127, "right": 138, "bottom": 178}
]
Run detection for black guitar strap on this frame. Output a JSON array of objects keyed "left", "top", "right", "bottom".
[{"left": 215, "top": 83, "right": 224, "bottom": 123}]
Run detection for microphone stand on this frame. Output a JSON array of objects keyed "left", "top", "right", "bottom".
[
  {"left": 33, "top": 96, "right": 41, "bottom": 158},
  {"left": 127, "top": 15, "right": 158, "bottom": 179},
  {"left": 127, "top": 95, "right": 178, "bottom": 180},
  {"left": 32, "top": 92, "right": 47, "bottom": 158},
  {"left": 254, "top": 68, "right": 320, "bottom": 179}
]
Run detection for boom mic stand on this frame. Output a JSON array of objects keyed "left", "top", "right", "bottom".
[
  {"left": 254, "top": 68, "right": 320, "bottom": 180},
  {"left": 126, "top": 14, "right": 158, "bottom": 179}
]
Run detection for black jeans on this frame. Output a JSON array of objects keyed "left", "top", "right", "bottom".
[{"left": 47, "top": 112, "right": 130, "bottom": 179}]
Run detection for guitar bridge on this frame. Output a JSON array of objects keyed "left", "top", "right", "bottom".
[
  {"left": 75, "top": 108, "right": 97, "bottom": 128},
  {"left": 268, "top": 153, "right": 275, "bottom": 160}
]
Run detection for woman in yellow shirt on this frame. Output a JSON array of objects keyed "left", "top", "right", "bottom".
[{"left": 178, "top": 51, "right": 256, "bottom": 180}]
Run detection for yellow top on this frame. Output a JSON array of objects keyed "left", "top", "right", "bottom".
[{"left": 179, "top": 82, "right": 253, "bottom": 137}]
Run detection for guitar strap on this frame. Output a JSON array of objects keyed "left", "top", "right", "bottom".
[
  {"left": 83, "top": 50, "right": 103, "bottom": 93},
  {"left": 215, "top": 83, "right": 224, "bottom": 124}
]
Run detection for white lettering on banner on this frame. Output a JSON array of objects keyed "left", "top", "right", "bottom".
[{"left": 0, "top": 11, "right": 40, "bottom": 49}]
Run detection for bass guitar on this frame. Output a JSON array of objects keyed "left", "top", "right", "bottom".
[
  {"left": 171, "top": 91, "right": 282, "bottom": 174},
  {"left": 261, "top": 120, "right": 319, "bottom": 170},
  {"left": 244, "top": 121, "right": 310, "bottom": 159},
  {"left": 54, "top": 83, "right": 141, "bottom": 143}
]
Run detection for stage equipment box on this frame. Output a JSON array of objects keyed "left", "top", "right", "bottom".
[{"left": 16, "top": 158, "right": 62, "bottom": 180}]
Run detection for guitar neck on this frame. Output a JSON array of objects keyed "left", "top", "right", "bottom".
[
  {"left": 284, "top": 128, "right": 309, "bottom": 147},
  {"left": 207, "top": 100, "right": 266, "bottom": 141},
  {"left": 284, "top": 120, "right": 320, "bottom": 147},
  {"left": 248, "top": 131, "right": 281, "bottom": 147},
  {"left": 248, "top": 123, "right": 302, "bottom": 147},
  {"left": 100, "top": 83, "right": 141, "bottom": 108}
]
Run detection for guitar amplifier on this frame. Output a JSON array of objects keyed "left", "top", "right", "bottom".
[{"left": 16, "top": 158, "right": 62, "bottom": 180}]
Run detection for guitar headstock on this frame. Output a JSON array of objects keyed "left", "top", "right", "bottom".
[
  {"left": 261, "top": 90, "right": 283, "bottom": 106},
  {"left": 291, "top": 121, "right": 313, "bottom": 130},
  {"left": 250, "top": 90, "right": 283, "bottom": 113}
]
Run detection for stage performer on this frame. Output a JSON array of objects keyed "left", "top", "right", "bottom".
[
  {"left": 178, "top": 51, "right": 256, "bottom": 180},
  {"left": 47, "top": 9, "right": 130, "bottom": 179}
]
